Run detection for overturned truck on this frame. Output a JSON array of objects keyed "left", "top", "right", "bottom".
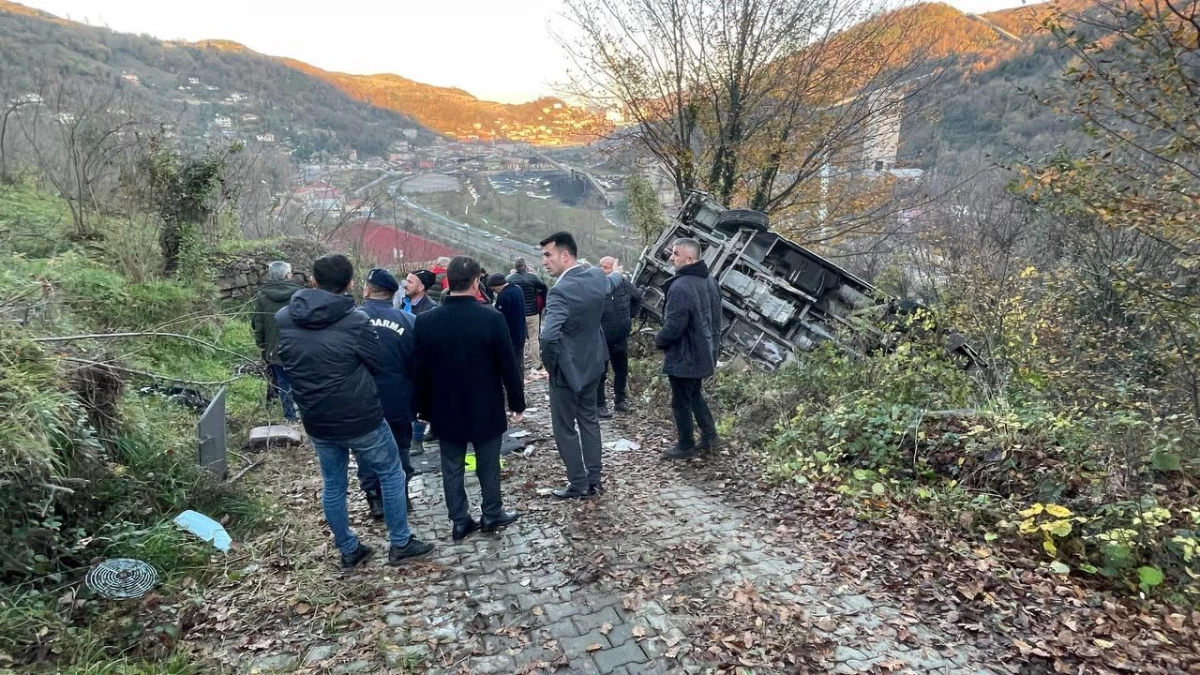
[{"left": 631, "top": 191, "right": 983, "bottom": 371}]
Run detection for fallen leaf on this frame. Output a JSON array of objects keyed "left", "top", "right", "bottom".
[
  {"left": 600, "top": 622, "right": 613, "bottom": 635},
  {"left": 586, "top": 644, "right": 603, "bottom": 652},
  {"left": 632, "top": 625, "right": 646, "bottom": 638}
]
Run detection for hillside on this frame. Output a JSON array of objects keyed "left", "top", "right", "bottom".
[
  {"left": 283, "top": 59, "right": 613, "bottom": 146},
  {"left": 851, "top": 0, "right": 1090, "bottom": 174},
  {"left": 0, "top": 0, "right": 433, "bottom": 159}
]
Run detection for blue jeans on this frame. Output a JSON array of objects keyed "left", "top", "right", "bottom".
[
  {"left": 268, "top": 364, "right": 296, "bottom": 421},
  {"left": 310, "top": 421, "right": 411, "bottom": 555},
  {"left": 359, "top": 419, "right": 414, "bottom": 497},
  {"left": 412, "top": 420, "right": 426, "bottom": 442}
]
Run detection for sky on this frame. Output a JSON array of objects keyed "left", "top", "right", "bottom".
[{"left": 18, "top": 0, "right": 1030, "bottom": 104}]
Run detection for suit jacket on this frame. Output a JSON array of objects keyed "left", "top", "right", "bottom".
[
  {"left": 412, "top": 296, "right": 525, "bottom": 444},
  {"left": 540, "top": 265, "right": 608, "bottom": 393}
]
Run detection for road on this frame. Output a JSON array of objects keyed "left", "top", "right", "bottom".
[{"left": 393, "top": 193, "right": 540, "bottom": 266}]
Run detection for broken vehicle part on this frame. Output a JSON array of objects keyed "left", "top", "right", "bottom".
[{"left": 632, "top": 191, "right": 984, "bottom": 371}]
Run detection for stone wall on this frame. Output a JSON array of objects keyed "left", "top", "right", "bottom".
[{"left": 213, "top": 238, "right": 327, "bottom": 300}]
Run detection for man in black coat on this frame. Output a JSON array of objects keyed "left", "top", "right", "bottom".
[
  {"left": 488, "top": 272, "right": 527, "bottom": 365},
  {"left": 277, "top": 254, "right": 434, "bottom": 569},
  {"left": 413, "top": 256, "right": 525, "bottom": 542},
  {"left": 655, "top": 238, "right": 723, "bottom": 460},
  {"left": 506, "top": 257, "right": 548, "bottom": 369},
  {"left": 597, "top": 256, "right": 642, "bottom": 417}
]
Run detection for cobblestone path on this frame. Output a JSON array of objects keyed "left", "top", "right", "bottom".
[{"left": 221, "top": 378, "right": 1010, "bottom": 674}]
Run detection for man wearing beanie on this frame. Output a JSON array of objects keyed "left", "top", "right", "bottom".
[
  {"left": 488, "top": 272, "right": 526, "bottom": 365},
  {"left": 357, "top": 268, "right": 419, "bottom": 520},
  {"left": 397, "top": 269, "right": 439, "bottom": 315},
  {"left": 398, "top": 268, "right": 440, "bottom": 454}
]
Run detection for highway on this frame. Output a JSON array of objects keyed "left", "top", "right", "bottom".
[{"left": 392, "top": 192, "right": 540, "bottom": 266}]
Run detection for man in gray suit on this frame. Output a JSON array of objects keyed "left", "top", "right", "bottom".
[{"left": 539, "top": 231, "right": 609, "bottom": 498}]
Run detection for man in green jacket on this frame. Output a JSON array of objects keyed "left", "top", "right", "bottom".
[{"left": 252, "top": 260, "right": 303, "bottom": 422}]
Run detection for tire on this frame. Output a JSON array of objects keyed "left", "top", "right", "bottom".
[{"left": 716, "top": 209, "right": 769, "bottom": 233}]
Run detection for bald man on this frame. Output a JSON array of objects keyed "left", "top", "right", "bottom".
[{"left": 597, "top": 256, "right": 642, "bottom": 417}]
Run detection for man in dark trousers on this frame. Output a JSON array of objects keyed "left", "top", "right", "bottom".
[
  {"left": 488, "top": 272, "right": 527, "bottom": 365},
  {"left": 357, "top": 268, "right": 419, "bottom": 520},
  {"left": 277, "top": 254, "right": 434, "bottom": 570},
  {"left": 413, "top": 256, "right": 525, "bottom": 542},
  {"left": 597, "top": 256, "right": 642, "bottom": 418},
  {"left": 252, "top": 261, "right": 303, "bottom": 422},
  {"left": 506, "top": 257, "right": 548, "bottom": 370},
  {"left": 397, "top": 269, "right": 439, "bottom": 454},
  {"left": 539, "top": 232, "right": 608, "bottom": 499},
  {"left": 655, "top": 238, "right": 723, "bottom": 460}
]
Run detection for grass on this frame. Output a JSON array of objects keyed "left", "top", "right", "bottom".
[{"left": 0, "top": 183, "right": 276, "bottom": 671}]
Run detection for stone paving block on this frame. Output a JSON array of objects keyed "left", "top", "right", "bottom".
[
  {"left": 592, "top": 639, "right": 650, "bottom": 673},
  {"left": 469, "top": 654, "right": 517, "bottom": 674},
  {"left": 561, "top": 628, "right": 611, "bottom": 657},
  {"left": 544, "top": 600, "right": 584, "bottom": 623},
  {"left": 572, "top": 605, "right": 622, "bottom": 633},
  {"left": 549, "top": 617, "right": 582, "bottom": 639},
  {"left": 626, "top": 661, "right": 673, "bottom": 675}
]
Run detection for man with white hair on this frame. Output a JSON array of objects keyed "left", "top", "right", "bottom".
[{"left": 252, "top": 260, "right": 303, "bottom": 422}]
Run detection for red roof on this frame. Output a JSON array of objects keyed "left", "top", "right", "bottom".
[{"left": 329, "top": 220, "right": 458, "bottom": 269}]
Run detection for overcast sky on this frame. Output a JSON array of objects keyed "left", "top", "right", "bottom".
[{"left": 19, "top": 0, "right": 1031, "bottom": 104}]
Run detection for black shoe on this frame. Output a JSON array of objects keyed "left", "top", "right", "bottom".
[
  {"left": 411, "top": 440, "right": 426, "bottom": 456},
  {"left": 365, "top": 492, "right": 384, "bottom": 521},
  {"left": 452, "top": 518, "right": 479, "bottom": 542},
  {"left": 481, "top": 511, "right": 520, "bottom": 532},
  {"left": 663, "top": 444, "right": 699, "bottom": 460},
  {"left": 340, "top": 543, "right": 374, "bottom": 571},
  {"left": 551, "top": 485, "right": 592, "bottom": 499},
  {"left": 614, "top": 401, "right": 631, "bottom": 413},
  {"left": 598, "top": 406, "right": 613, "bottom": 419},
  {"left": 387, "top": 536, "right": 434, "bottom": 565},
  {"left": 588, "top": 483, "right": 604, "bottom": 496}
]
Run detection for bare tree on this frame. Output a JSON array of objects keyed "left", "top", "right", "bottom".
[
  {"left": 16, "top": 77, "right": 143, "bottom": 238},
  {"left": 557, "top": 0, "right": 938, "bottom": 231}
]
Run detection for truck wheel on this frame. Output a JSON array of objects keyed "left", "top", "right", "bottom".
[{"left": 716, "top": 209, "right": 769, "bottom": 233}]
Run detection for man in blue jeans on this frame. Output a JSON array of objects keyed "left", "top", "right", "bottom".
[{"left": 276, "top": 254, "right": 434, "bottom": 570}]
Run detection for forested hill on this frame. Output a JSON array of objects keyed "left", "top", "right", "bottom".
[{"left": 0, "top": 0, "right": 433, "bottom": 159}]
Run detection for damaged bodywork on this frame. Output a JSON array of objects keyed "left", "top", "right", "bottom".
[{"left": 632, "top": 191, "right": 984, "bottom": 371}]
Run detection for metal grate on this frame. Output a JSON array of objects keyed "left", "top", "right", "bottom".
[{"left": 85, "top": 558, "right": 158, "bottom": 600}]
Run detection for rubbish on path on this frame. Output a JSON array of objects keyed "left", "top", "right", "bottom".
[
  {"left": 248, "top": 425, "right": 303, "bottom": 450},
  {"left": 509, "top": 430, "right": 531, "bottom": 439},
  {"left": 85, "top": 558, "right": 159, "bottom": 600},
  {"left": 604, "top": 439, "right": 642, "bottom": 452},
  {"left": 174, "top": 510, "right": 232, "bottom": 552}
]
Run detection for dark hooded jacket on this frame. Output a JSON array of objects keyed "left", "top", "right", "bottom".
[
  {"left": 360, "top": 298, "right": 416, "bottom": 426},
  {"left": 276, "top": 289, "right": 384, "bottom": 440},
  {"left": 655, "top": 260, "right": 723, "bottom": 379},
  {"left": 252, "top": 280, "right": 302, "bottom": 364},
  {"left": 507, "top": 270, "right": 548, "bottom": 317}
]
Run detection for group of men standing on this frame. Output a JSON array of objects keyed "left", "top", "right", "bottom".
[{"left": 251, "top": 232, "right": 724, "bottom": 570}]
